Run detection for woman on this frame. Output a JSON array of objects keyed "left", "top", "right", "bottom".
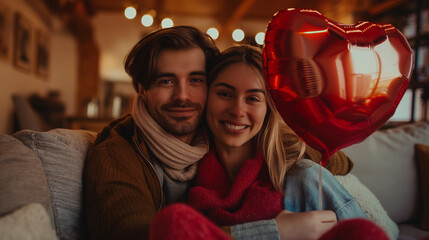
[{"left": 150, "top": 45, "right": 388, "bottom": 240}]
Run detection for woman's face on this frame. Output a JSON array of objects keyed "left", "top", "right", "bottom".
[{"left": 206, "top": 63, "right": 267, "bottom": 150}]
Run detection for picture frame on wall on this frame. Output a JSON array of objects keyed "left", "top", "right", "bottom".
[
  {"left": 13, "top": 13, "right": 32, "bottom": 72},
  {"left": 0, "top": 4, "right": 10, "bottom": 62},
  {"left": 35, "top": 29, "right": 49, "bottom": 77}
]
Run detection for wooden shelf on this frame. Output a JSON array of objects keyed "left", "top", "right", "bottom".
[
  {"left": 369, "top": 0, "right": 429, "bottom": 122},
  {"left": 64, "top": 116, "right": 112, "bottom": 133},
  {"left": 408, "top": 32, "right": 429, "bottom": 48},
  {"left": 369, "top": 0, "right": 411, "bottom": 16}
]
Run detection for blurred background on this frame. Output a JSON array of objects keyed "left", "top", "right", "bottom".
[{"left": 0, "top": 0, "right": 427, "bottom": 133}]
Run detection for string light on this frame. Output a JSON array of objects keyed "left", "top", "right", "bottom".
[
  {"left": 161, "top": 18, "right": 174, "bottom": 28},
  {"left": 141, "top": 14, "right": 153, "bottom": 27},
  {"left": 207, "top": 28, "right": 219, "bottom": 40},
  {"left": 124, "top": 7, "right": 257, "bottom": 44},
  {"left": 255, "top": 32, "right": 265, "bottom": 45},
  {"left": 232, "top": 29, "right": 245, "bottom": 42},
  {"left": 124, "top": 6, "right": 137, "bottom": 19}
]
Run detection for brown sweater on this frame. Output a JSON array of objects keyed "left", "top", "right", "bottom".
[
  {"left": 83, "top": 114, "right": 353, "bottom": 240},
  {"left": 84, "top": 115, "right": 163, "bottom": 240}
]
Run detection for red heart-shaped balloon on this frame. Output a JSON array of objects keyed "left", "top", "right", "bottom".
[{"left": 263, "top": 9, "right": 413, "bottom": 165}]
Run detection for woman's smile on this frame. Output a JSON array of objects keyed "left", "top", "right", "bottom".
[{"left": 222, "top": 121, "right": 249, "bottom": 132}]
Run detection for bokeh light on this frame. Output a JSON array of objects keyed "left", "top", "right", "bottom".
[
  {"left": 141, "top": 14, "right": 153, "bottom": 27},
  {"left": 161, "top": 18, "right": 174, "bottom": 28},
  {"left": 232, "top": 29, "right": 245, "bottom": 42},
  {"left": 255, "top": 32, "right": 265, "bottom": 45},
  {"left": 207, "top": 27, "right": 219, "bottom": 40},
  {"left": 124, "top": 6, "right": 137, "bottom": 19}
]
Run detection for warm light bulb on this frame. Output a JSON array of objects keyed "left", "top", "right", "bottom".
[
  {"left": 147, "top": 9, "right": 157, "bottom": 17},
  {"left": 255, "top": 32, "right": 265, "bottom": 45},
  {"left": 232, "top": 29, "right": 245, "bottom": 42},
  {"left": 207, "top": 28, "right": 219, "bottom": 40},
  {"left": 141, "top": 14, "right": 153, "bottom": 27},
  {"left": 161, "top": 18, "right": 174, "bottom": 28},
  {"left": 124, "top": 6, "right": 137, "bottom": 19}
]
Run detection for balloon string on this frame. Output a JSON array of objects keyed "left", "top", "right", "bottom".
[
  {"left": 369, "top": 51, "right": 382, "bottom": 97},
  {"left": 318, "top": 164, "right": 323, "bottom": 211}
]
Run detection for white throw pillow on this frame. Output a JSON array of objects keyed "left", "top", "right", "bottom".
[
  {"left": 335, "top": 174, "right": 398, "bottom": 240},
  {"left": 0, "top": 203, "right": 58, "bottom": 240},
  {"left": 343, "top": 122, "right": 429, "bottom": 223}
]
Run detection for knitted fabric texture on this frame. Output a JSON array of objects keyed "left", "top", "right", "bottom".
[
  {"left": 150, "top": 203, "right": 231, "bottom": 240},
  {"left": 188, "top": 149, "right": 283, "bottom": 226},
  {"left": 132, "top": 96, "right": 209, "bottom": 181}
]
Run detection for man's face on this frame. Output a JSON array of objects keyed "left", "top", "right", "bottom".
[{"left": 140, "top": 48, "right": 207, "bottom": 144}]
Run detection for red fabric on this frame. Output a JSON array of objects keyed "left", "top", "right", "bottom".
[
  {"left": 320, "top": 218, "right": 390, "bottom": 240},
  {"left": 150, "top": 204, "right": 389, "bottom": 240},
  {"left": 149, "top": 203, "right": 231, "bottom": 240},
  {"left": 187, "top": 149, "right": 283, "bottom": 226}
]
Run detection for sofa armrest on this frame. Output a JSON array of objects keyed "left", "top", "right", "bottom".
[
  {"left": 13, "top": 128, "right": 96, "bottom": 240},
  {"left": 0, "top": 134, "right": 52, "bottom": 219}
]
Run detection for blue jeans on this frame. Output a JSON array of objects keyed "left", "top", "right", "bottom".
[{"left": 284, "top": 159, "right": 368, "bottom": 221}]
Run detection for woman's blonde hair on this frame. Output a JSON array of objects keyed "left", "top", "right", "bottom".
[{"left": 207, "top": 45, "right": 306, "bottom": 192}]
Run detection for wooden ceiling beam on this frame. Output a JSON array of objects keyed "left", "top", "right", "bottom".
[
  {"left": 368, "top": 0, "right": 408, "bottom": 16},
  {"left": 218, "top": 0, "right": 257, "bottom": 39},
  {"left": 152, "top": 0, "right": 165, "bottom": 27},
  {"left": 82, "top": 0, "right": 95, "bottom": 15},
  {"left": 62, "top": 0, "right": 93, "bottom": 41}
]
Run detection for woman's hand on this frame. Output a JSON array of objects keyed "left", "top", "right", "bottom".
[{"left": 275, "top": 210, "right": 337, "bottom": 240}]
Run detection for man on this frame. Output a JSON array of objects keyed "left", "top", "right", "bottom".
[
  {"left": 84, "top": 26, "right": 219, "bottom": 239},
  {"left": 84, "top": 26, "right": 354, "bottom": 240}
]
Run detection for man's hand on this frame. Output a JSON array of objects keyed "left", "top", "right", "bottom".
[{"left": 275, "top": 210, "right": 337, "bottom": 240}]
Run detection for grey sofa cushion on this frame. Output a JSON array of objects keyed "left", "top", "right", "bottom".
[
  {"left": 0, "top": 134, "right": 52, "bottom": 219},
  {"left": 14, "top": 129, "right": 96, "bottom": 240}
]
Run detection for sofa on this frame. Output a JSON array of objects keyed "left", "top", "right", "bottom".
[
  {"left": 342, "top": 122, "right": 429, "bottom": 240},
  {"left": 0, "top": 122, "right": 428, "bottom": 240}
]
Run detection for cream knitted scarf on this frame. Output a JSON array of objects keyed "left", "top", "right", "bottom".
[{"left": 132, "top": 96, "right": 209, "bottom": 181}]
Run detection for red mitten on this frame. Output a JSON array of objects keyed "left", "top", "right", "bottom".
[
  {"left": 150, "top": 203, "right": 231, "bottom": 240},
  {"left": 320, "top": 218, "right": 389, "bottom": 240}
]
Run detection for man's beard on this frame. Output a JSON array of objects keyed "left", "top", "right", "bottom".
[{"left": 156, "top": 101, "right": 203, "bottom": 137}]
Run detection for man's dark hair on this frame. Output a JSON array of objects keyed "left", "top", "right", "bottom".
[{"left": 124, "top": 26, "right": 219, "bottom": 92}]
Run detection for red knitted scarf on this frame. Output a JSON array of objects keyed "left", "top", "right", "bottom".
[{"left": 187, "top": 149, "right": 283, "bottom": 226}]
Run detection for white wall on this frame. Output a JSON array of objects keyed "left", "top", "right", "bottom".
[
  {"left": 0, "top": 0, "right": 77, "bottom": 134},
  {"left": 92, "top": 12, "right": 143, "bottom": 83},
  {"left": 49, "top": 24, "right": 78, "bottom": 116},
  {"left": 391, "top": 88, "right": 427, "bottom": 121}
]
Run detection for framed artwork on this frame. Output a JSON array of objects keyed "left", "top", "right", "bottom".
[
  {"left": 35, "top": 29, "right": 49, "bottom": 77},
  {"left": 13, "top": 13, "right": 32, "bottom": 72},
  {"left": 0, "top": 4, "right": 10, "bottom": 61}
]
